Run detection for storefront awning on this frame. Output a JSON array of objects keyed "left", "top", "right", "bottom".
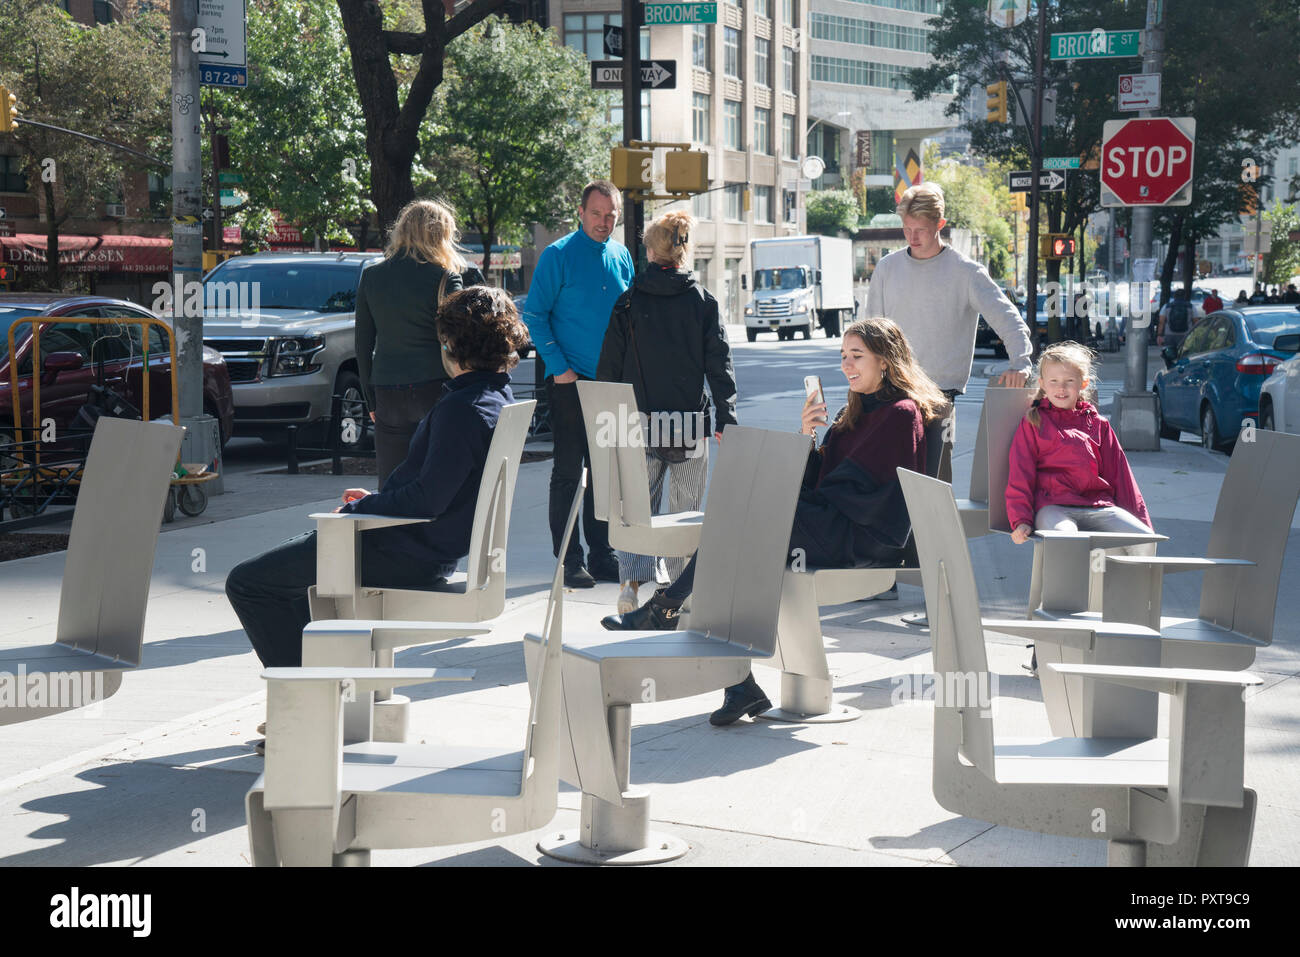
[{"left": 0, "top": 233, "right": 173, "bottom": 274}]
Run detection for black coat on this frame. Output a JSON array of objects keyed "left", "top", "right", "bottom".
[{"left": 596, "top": 264, "right": 738, "bottom": 433}]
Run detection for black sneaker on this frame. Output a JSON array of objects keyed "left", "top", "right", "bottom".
[
  {"left": 600, "top": 590, "right": 681, "bottom": 630},
  {"left": 587, "top": 554, "right": 621, "bottom": 583},
  {"left": 564, "top": 563, "right": 596, "bottom": 589},
  {"left": 709, "top": 675, "right": 772, "bottom": 726},
  {"left": 857, "top": 584, "right": 898, "bottom": 602}
]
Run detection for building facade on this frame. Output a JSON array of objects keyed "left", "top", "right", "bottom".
[{"left": 548, "top": 0, "right": 809, "bottom": 324}]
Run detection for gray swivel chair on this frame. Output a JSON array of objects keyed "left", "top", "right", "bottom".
[
  {"left": 899, "top": 468, "right": 1261, "bottom": 866},
  {"left": 0, "top": 418, "right": 182, "bottom": 725}
]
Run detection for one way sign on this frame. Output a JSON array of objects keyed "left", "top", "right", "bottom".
[
  {"left": 591, "top": 60, "right": 678, "bottom": 90},
  {"left": 1008, "top": 169, "right": 1068, "bottom": 192},
  {"left": 603, "top": 25, "right": 623, "bottom": 57}
]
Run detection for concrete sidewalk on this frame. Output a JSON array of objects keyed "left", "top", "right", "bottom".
[{"left": 1, "top": 360, "right": 1297, "bottom": 867}]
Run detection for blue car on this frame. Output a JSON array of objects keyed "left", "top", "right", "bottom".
[{"left": 1153, "top": 306, "right": 1300, "bottom": 453}]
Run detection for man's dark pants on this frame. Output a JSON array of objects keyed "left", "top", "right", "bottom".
[
  {"left": 225, "top": 530, "right": 449, "bottom": 667},
  {"left": 374, "top": 381, "right": 443, "bottom": 486},
  {"left": 547, "top": 376, "right": 613, "bottom": 569}
]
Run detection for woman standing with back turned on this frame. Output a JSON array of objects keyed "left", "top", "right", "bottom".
[{"left": 356, "top": 199, "right": 466, "bottom": 484}]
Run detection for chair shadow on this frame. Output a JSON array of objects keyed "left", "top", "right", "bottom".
[
  {"left": 1, "top": 745, "right": 260, "bottom": 867},
  {"left": 134, "top": 629, "right": 258, "bottom": 671}
]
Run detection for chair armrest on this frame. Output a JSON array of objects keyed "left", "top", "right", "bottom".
[
  {"left": 304, "top": 619, "right": 492, "bottom": 654},
  {"left": 310, "top": 512, "right": 432, "bottom": 532},
  {"left": 1046, "top": 662, "right": 1261, "bottom": 695},
  {"left": 982, "top": 617, "right": 1160, "bottom": 651},
  {"left": 1106, "top": 556, "right": 1255, "bottom": 573},
  {"left": 262, "top": 666, "right": 474, "bottom": 695},
  {"left": 311, "top": 513, "right": 433, "bottom": 599},
  {"left": 1032, "top": 529, "right": 1169, "bottom": 549}
]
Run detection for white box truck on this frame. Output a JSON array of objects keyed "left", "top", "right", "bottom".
[{"left": 744, "top": 236, "right": 856, "bottom": 341}]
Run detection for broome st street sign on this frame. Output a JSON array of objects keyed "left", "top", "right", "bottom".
[
  {"left": 644, "top": 2, "right": 718, "bottom": 24},
  {"left": 1050, "top": 28, "right": 1140, "bottom": 60}
]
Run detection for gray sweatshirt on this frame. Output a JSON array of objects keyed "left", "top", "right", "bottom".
[{"left": 865, "top": 245, "right": 1033, "bottom": 392}]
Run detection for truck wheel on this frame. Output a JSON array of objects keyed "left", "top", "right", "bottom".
[
  {"left": 801, "top": 325, "right": 811, "bottom": 340},
  {"left": 822, "top": 311, "right": 841, "bottom": 338},
  {"left": 746, "top": 328, "right": 758, "bottom": 342}
]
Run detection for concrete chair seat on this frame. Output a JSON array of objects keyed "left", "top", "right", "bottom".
[
  {"left": 990, "top": 735, "right": 1168, "bottom": 787},
  {"left": 340, "top": 742, "right": 527, "bottom": 796},
  {"left": 1034, "top": 609, "right": 1270, "bottom": 654}
]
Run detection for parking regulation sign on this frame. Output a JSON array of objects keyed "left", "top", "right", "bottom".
[{"left": 198, "top": 0, "right": 248, "bottom": 88}]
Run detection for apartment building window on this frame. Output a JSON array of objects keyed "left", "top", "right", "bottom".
[
  {"left": 809, "top": 13, "right": 932, "bottom": 53},
  {"left": 1290, "top": 156, "right": 1299, "bottom": 179},
  {"left": 692, "top": 25, "right": 711, "bottom": 69},
  {"left": 783, "top": 0, "right": 797, "bottom": 24},
  {"left": 812, "top": 55, "right": 911, "bottom": 91},
  {"left": 724, "top": 27, "right": 742, "bottom": 79},
  {"left": 754, "top": 37, "right": 772, "bottom": 87},
  {"left": 0, "top": 155, "right": 28, "bottom": 194},
  {"left": 784, "top": 189, "right": 799, "bottom": 224},
  {"left": 692, "top": 191, "right": 714, "bottom": 219},
  {"left": 755, "top": 186, "right": 774, "bottom": 224},
  {"left": 756, "top": 0, "right": 771, "bottom": 17},
  {"left": 782, "top": 114, "right": 797, "bottom": 159},
  {"left": 724, "top": 99, "right": 743, "bottom": 150},
  {"left": 725, "top": 183, "right": 745, "bottom": 222},
  {"left": 692, "top": 93, "right": 711, "bottom": 145},
  {"left": 782, "top": 46, "right": 796, "bottom": 94},
  {"left": 754, "top": 107, "right": 772, "bottom": 155},
  {"left": 564, "top": 14, "right": 648, "bottom": 60}
]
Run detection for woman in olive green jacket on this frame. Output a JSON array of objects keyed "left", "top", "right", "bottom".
[{"left": 356, "top": 199, "right": 466, "bottom": 483}]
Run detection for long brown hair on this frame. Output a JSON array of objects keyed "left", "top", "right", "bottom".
[
  {"left": 1026, "top": 341, "right": 1098, "bottom": 427},
  {"left": 832, "top": 317, "right": 948, "bottom": 432},
  {"left": 385, "top": 199, "right": 468, "bottom": 273}
]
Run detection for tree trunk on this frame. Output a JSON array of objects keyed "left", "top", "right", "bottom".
[
  {"left": 1159, "top": 214, "right": 1183, "bottom": 310},
  {"left": 1181, "top": 231, "right": 1196, "bottom": 290},
  {"left": 41, "top": 179, "right": 61, "bottom": 292}
]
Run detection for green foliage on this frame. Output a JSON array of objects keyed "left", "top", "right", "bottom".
[
  {"left": 924, "top": 144, "right": 1015, "bottom": 279},
  {"left": 212, "top": 0, "right": 373, "bottom": 248},
  {"left": 416, "top": 18, "right": 615, "bottom": 259},
  {"left": 805, "top": 189, "right": 859, "bottom": 236},
  {"left": 1263, "top": 201, "right": 1300, "bottom": 285}
]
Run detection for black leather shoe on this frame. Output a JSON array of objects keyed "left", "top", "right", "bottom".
[
  {"left": 600, "top": 592, "right": 681, "bottom": 631},
  {"left": 709, "top": 675, "right": 771, "bottom": 726},
  {"left": 564, "top": 563, "right": 595, "bottom": 589},
  {"left": 587, "top": 554, "right": 621, "bottom": 583}
]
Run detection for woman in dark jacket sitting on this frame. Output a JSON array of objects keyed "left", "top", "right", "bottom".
[{"left": 603, "top": 317, "right": 948, "bottom": 725}]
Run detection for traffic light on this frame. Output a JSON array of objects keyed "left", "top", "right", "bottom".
[
  {"left": 610, "top": 147, "right": 653, "bottom": 192},
  {"left": 664, "top": 149, "right": 709, "bottom": 195},
  {"left": 985, "top": 81, "right": 1008, "bottom": 124},
  {"left": 0, "top": 264, "right": 15, "bottom": 285},
  {"left": 0, "top": 85, "right": 18, "bottom": 134},
  {"left": 1041, "top": 234, "right": 1076, "bottom": 259}
]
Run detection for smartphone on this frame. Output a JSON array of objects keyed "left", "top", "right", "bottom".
[{"left": 803, "top": 375, "right": 825, "bottom": 408}]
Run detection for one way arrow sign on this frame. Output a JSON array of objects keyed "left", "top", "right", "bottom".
[
  {"left": 590, "top": 60, "right": 678, "bottom": 90},
  {"left": 1008, "top": 169, "right": 1068, "bottom": 192}
]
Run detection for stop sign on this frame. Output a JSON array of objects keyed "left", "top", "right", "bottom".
[{"left": 1100, "top": 117, "right": 1196, "bottom": 207}]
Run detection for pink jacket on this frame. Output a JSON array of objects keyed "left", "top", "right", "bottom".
[{"left": 1005, "top": 399, "right": 1152, "bottom": 531}]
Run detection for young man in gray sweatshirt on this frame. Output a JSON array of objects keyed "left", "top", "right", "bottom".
[{"left": 866, "top": 182, "right": 1033, "bottom": 480}]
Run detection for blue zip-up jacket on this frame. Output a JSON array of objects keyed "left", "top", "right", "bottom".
[
  {"left": 342, "top": 370, "right": 512, "bottom": 576},
  {"left": 523, "top": 229, "right": 635, "bottom": 378}
]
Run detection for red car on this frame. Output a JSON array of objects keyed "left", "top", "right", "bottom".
[{"left": 0, "top": 294, "right": 235, "bottom": 453}]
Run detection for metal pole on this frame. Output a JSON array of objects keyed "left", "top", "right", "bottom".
[
  {"left": 171, "top": 0, "right": 224, "bottom": 486},
  {"left": 1025, "top": 1, "right": 1047, "bottom": 336},
  {"left": 621, "top": 0, "right": 643, "bottom": 266},
  {"left": 1112, "top": 0, "right": 1164, "bottom": 450}
]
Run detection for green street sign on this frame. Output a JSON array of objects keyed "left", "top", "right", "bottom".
[
  {"left": 1050, "top": 29, "right": 1141, "bottom": 60},
  {"left": 218, "top": 172, "right": 243, "bottom": 185},
  {"left": 644, "top": 2, "right": 718, "bottom": 25},
  {"left": 1043, "top": 157, "right": 1081, "bottom": 170}
]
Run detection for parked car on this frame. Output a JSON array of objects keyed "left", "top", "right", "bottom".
[
  {"left": 1153, "top": 306, "right": 1300, "bottom": 452},
  {"left": 201, "top": 252, "right": 381, "bottom": 449},
  {"left": 0, "top": 293, "right": 234, "bottom": 455},
  {"left": 1258, "top": 324, "right": 1300, "bottom": 433}
]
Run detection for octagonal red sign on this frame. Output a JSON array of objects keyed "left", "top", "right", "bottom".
[{"left": 1100, "top": 117, "right": 1196, "bottom": 207}]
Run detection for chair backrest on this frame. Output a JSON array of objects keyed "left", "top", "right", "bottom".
[
  {"left": 463, "top": 400, "right": 536, "bottom": 595},
  {"left": 966, "top": 399, "right": 990, "bottom": 498},
  {"left": 1199, "top": 429, "right": 1300, "bottom": 640},
  {"left": 689, "top": 426, "right": 811, "bottom": 656},
  {"left": 57, "top": 417, "right": 183, "bottom": 663},
  {"left": 985, "top": 387, "right": 1036, "bottom": 532},
  {"left": 576, "top": 380, "right": 656, "bottom": 527},
  {"left": 520, "top": 469, "right": 586, "bottom": 810},
  {"left": 897, "top": 469, "right": 997, "bottom": 779}
]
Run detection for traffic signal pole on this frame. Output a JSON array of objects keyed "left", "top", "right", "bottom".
[
  {"left": 1112, "top": 0, "right": 1164, "bottom": 451},
  {"left": 621, "top": 0, "right": 644, "bottom": 266}
]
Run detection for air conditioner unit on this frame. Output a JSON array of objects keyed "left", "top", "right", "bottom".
[{"left": 105, "top": 203, "right": 127, "bottom": 218}]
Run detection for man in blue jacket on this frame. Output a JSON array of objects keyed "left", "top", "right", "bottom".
[{"left": 524, "top": 181, "right": 636, "bottom": 587}]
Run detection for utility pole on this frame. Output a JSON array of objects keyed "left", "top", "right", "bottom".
[
  {"left": 1112, "top": 0, "right": 1164, "bottom": 450},
  {"left": 621, "top": 0, "right": 644, "bottom": 266},
  {"left": 1025, "top": 1, "right": 1047, "bottom": 338},
  {"left": 171, "top": 0, "right": 223, "bottom": 484}
]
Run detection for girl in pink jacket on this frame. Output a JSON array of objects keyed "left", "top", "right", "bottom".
[{"left": 1006, "top": 343, "right": 1152, "bottom": 544}]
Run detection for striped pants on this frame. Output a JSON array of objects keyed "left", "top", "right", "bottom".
[{"left": 617, "top": 444, "right": 709, "bottom": 584}]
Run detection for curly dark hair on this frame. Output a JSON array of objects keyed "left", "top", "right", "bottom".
[{"left": 437, "top": 286, "right": 528, "bottom": 372}]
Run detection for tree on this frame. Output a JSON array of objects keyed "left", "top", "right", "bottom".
[
  {"left": 0, "top": 1, "right": 169, "bottom": 289},
  {"left": 418, "top": 17, "right": 614, "bottom": 265},
  {"left": 335, "top": 0, "right": 513, "bottom": 233},
  {"left": 1262, "top": 201, "right": 1300, "bottom": 286},
  {"left": 806, "top": 189, "right": 858, "bottom": 236},
  {"left": 212, "top": 0, "right": 373, "bottom": 249},
  {"left": 924, "top": 144, "right": 1015, "bottom": 280}
]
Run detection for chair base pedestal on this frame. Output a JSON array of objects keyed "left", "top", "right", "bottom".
[
  {"left": 372, "top": 694, "right": 409, "bottom": 743},
  {"left": 901, "top": 611, "right": 929, "bottom": 628},
  {"left": 537, "top": 789, "right": 689, "bottom": 866},
  {"left": 757, "top": 673, "right": 861, "bottom": 724},
  {"left": 1107, "top": 839, "right": 1148, "bottom": 867},
  {"left": 332, "top": 849, "right": 372, "bottom": 867}
]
